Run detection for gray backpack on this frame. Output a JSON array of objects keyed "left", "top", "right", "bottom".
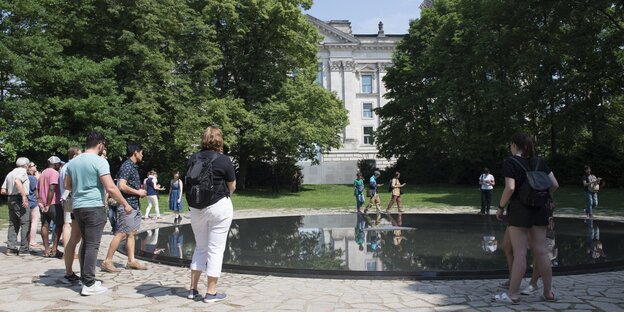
[{"left": 510, "top": 157, "right": 552, "bottom": 209}]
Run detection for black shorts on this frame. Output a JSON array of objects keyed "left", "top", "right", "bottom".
[
  {"left": 41, "top": 204, "right": 64, "bottom": 228},
  {"left": 507, "top": 200, "right": 550, "bottom": 228}
]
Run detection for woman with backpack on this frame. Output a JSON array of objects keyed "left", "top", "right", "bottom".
[
  {"left": 186, "top": 126, "right": 236, "bottom": 303},
  {"left": 493, "top": 132, "right": 559, "bottom": 304}
]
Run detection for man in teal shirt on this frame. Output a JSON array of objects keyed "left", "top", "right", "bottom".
[{"left": 64, "top": 131, "right": 132, "bottom": 296}]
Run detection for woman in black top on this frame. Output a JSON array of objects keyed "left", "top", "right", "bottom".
[
  {"left": 494, "top": 132, "right": 559, "bottom": 304},
  {"left": 187, "top": 126, "right": 236, "bottom": 303}
]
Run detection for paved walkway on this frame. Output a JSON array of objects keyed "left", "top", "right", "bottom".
[{"left": 1, "top": 208, "right": 623, "bottom": 311}]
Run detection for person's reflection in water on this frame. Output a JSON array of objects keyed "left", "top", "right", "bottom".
[
  {"left": 387, "top": 213, "right": 406, "bottom": 247},
  {"left": 143, "top": 229, "right": 164, "bottom": 259},
  {"left": 168, "top": 226, "right": 184, "bottom": 259},
  {"left": 355, "top": 212, "right": 366, "bottom": 251},
  {"left": 481, "top": 215, "right": 498, "bottom": 254},
  {"left": 585, "top": 219, "right": 606, "bottom": 261}
]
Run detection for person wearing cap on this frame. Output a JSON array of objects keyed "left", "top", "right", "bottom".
[
  {"left": 38, "top": 155, "right": 64, "bottom": 258},
  {"left": 1, "top": 157, "right": 31, "bottom": 255}
]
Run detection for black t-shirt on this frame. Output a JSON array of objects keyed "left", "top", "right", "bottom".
[
  {"left": 186, "top": 149, "right": 236, "bottom": 206},
  {"left": 502, "top": 155, "right": 551, "bottom": 203}
]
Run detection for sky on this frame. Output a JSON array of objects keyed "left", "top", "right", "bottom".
[{"left": 304, "top": 0, "right": 423, "bottom": 34}]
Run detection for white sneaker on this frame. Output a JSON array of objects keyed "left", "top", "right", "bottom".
[
  {"left": 81, "top": 281, "right": 107, "bottom": 296},
  {"left": 521, "top": 284, "right": 538, "bottom": 295}
]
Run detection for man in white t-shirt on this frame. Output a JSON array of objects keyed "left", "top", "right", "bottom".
[
  {"left": 1, "top": 157, "right": 31, "bottom": 255},
  {"left": 478, "top": 168, "right": 495, "bottom": 215}
]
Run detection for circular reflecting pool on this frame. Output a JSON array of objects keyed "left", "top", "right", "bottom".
[{"left": 130, "top": 213, "right": 624, "bottom": 279}]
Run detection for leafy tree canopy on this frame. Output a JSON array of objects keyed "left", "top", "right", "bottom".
[{"left": 378, "top": 0, "right": 624, "bottom": 184}]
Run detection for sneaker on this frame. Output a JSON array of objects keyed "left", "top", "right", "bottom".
[
  {"left": 81, "top": 281, "right": 108, "bottom": 296},
  {"left": 521, "top": 284, "right": 538, "bottom": 295},
  {"left": 100, "top": 261, "right": 121, "bottom": 273},
  {"left": 126, "top": 260, "right": 147, "bottom": 270},
  {"left": 203, "top": 292, "right": 227, "bottom": 303},
  {"left": 187, "top": 289, "right": 200, "bottom": 299},
  {"left": 62, "top": 273, "right": 80, "bottom": 284}
]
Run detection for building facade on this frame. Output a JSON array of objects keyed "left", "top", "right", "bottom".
[{"left": 299, "top": 15, "right": 404, "bottom": 184}]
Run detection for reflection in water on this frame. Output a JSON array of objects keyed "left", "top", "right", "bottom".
[
  {"left": 481, "top": 216, "right": 497, "bottom": 254},
  {"left": 168, "top": 227, "right": 183, "bottom": 259},
  {"left": 586, "top": 219, "right": 606, "bottom": 261},
  {"left": 132, "top": 214, "right": 624, "bottom": 274}
]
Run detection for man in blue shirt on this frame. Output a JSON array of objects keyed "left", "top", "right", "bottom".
[
  {"left": 64, "top": 131, "right": 132, "bottom": 296},
  {"left": 363, "top": 171, "right": 384, "bottom": 220}
]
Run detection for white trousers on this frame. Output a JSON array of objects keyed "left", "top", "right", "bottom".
[
  {"left": 189, "top": 197, "right": 233, "bottom": 277},
  {"left": 145, "top": 195, "right": 160, "bottom": 217}
]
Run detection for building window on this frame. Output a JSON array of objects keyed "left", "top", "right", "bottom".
[
  {"left": 315, "top": 62, "right": 323, "bottom": 86},
  {"left": 363, "top": 127, "right": 374, "bottom": 145},
  {"left": 361, "top": 74, "right": 373, "bottom": 93},
  {"left": 362, "top": 103, "right": 373, "bottom": 119},
  {"left": 366, "top": 260, "right": 377, "bottom": 271}
]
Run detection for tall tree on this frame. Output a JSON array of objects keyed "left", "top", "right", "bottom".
[
  {"left": 378, "top": 0, "right": 624, "bottom": 184},
  {"left": 207, "top": 0, "right": 347, "bottom": 188}
]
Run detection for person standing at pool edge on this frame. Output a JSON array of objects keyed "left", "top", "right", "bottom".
[
  {"left": 187, "top": 126, "right": 236, "bottom": 303},
  {"left": 479, "top": 168, "right": 495, "bottom": 215},
  {"left": 493, "top": 132, "right": 558, "bottom": 304}
]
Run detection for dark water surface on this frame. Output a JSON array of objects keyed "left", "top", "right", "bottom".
[{"left": 131, "top": 214, "right": 624, "bottom": 279}]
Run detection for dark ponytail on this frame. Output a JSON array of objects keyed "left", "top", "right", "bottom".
[{"left": 511, "top": 132, "right": 535, "bottom": 158}]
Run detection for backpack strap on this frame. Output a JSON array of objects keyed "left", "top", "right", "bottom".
[
  {"left": 510, "top": 156, "right": 542, "bottom": 172},
  {"left": 509, "top": 156, "right": 529, "bottom": 174}
]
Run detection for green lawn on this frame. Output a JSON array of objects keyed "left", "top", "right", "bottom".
[{"left": 1, "top": 185, "right": 622, "bottom": 224}]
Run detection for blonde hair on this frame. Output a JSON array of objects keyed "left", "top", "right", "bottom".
[{"left": 201, "top": 126, "right": 224, "bottom": 152}]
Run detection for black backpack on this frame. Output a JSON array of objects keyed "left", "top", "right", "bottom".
[
  {"left": 185, "top": 152, "right": 221, "bottom": 208},
  {"left": 510, "top": 157, "right": 553, "bottom": 209}
]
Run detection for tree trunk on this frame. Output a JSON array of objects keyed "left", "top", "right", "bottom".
[{"left": 238, "top": 156, "right": 249, "bottom": 190}]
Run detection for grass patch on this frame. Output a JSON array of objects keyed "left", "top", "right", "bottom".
[{"left": 1, "top": 185, "right": 622, "bottom": 224}]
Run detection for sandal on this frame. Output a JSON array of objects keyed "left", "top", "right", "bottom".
[
  {"left": 491, "top": 292, "right": 520, "bottom": 305},
  {"left": 541, "top": 291, "right": 556, "bottom": 302},
  {"left": 54, "top": 251, "right": 64, "bottom": 259},
  {"left": 499, "top": 280, "right": 510, "bottom": 289}
]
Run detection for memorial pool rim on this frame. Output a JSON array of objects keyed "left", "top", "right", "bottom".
[{"left": 122, "top": 213, "right": 624, "bottom": 280}]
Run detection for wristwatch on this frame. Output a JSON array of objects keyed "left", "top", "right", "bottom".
[{"left": 497, "top": 204, "right": 505, "bottom": 210}]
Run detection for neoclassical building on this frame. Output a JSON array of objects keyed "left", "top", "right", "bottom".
[{"left": 299, "top": 15, "right": 404, "bottom": 184}]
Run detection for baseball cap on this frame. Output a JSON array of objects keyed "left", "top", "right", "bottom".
[
  {"left": 48, "top": 156, "right": 62, "bottom": 164},
  {"left": 16, "top": 157, "right": 30, "bottom": 167}
]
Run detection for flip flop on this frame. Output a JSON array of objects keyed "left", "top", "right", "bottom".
[{"left": 491, "top": 292, "right": 520, "bottom": 305}]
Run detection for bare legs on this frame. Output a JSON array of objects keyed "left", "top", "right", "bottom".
[
  {"left": 506, "top": 226, "right": 552, "bottom": 300},
  {"left": 64, "top": 223, "right": 82, "bottom": 275},
  {"left": 29, "top": 208, "right": 40, "bottom": 247},
  {"left": 104, "top": 232, "right": 138, "bottom": 264}
]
